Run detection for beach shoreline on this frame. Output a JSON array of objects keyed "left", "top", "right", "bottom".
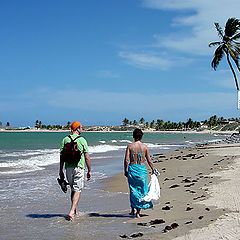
[
  {"left": 0, "top": 128, "right": 235, "bottom": 135},
  {"left": 103, "top": 142, "right": 240, "bottom": 239}
]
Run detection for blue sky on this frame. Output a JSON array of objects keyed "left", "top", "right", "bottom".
[{"left": 1, "top": 0, "right": 240, "bottom": 126}]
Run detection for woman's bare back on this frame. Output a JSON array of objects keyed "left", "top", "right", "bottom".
[{"left": 129, "top": 141, "right": 146, "bottom": 165}]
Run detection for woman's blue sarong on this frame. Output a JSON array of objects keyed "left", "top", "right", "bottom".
[{"left": 128, "top": 164, "right": 153, "bottom": 209}]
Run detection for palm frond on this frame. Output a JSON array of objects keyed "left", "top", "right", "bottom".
[
  {"left": 225, "top": 17, "right": 240, "bottom": 37},
  {"left": 234, "top": 45, "right": 240, "bottom": 54},
  {"left": 214, "top": 23, "right": 224, "bottom": 39},
  {"left": 208, "top": 41, "right": 221, "bottom": 47},
  {"left": 211, "top": 45, "right": 224, "bottom": 70},
  {"left": 228, "top": 47, "right": 239, "bottom": 61},
  {"left": 231, "top": 32, "right": 240, "bottom": 41}
]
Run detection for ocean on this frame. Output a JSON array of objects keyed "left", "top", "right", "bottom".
[{"left": 0, "top": 131, "right": 227, "bottom": 239}]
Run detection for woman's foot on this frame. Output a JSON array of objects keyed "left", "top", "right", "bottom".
[
  {"left": 129, "top": 208, "right": 135, "bottom": 215},
  {"left": 136, "top": 209, "right": 141, "bottom": 218}
]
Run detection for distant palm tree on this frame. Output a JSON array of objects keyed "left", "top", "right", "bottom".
[
  {"left": 209, "top": 17, "right": 240, "bottom": 90},
  {"left": 133, "top": 120, "right": 138, "bottom": 126},
  {"left": 122, "top": 118, "right": 129, "bottom": 126},
  {"left": 139, "top": 117, "right": 145, "bottom": 125}
]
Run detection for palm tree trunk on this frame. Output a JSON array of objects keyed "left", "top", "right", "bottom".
[{"left": 226, "top": 51, "right": 239, "bottom": 90}]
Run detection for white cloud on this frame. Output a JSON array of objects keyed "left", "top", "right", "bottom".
[
  {"left": 118, "top": 51, "right": 193, "bottom": 70},
  {"left": 142, "top": 0, "right": 240, "bottom": 55}
]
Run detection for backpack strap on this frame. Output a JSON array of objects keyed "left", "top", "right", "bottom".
[
  {"left": 73, "top": 135, "right": 82, "bottom": 141},
  {"left": 68, "top": 135, "right": 85, "bottom": 153},
  {"left": 68, "top": 135, "right": 81, "bottom": 142}
]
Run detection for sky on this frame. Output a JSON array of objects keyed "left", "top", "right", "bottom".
[{"left": 1, "top": 0, "right": 240, "bottom": 126}]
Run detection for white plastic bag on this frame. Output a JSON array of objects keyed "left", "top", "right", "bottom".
[{"left": 140, "top": 174, "right": 160, "bottom": 202}]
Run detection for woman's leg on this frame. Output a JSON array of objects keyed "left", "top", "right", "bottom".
[
  {"left": 130, "top": 207, "right": 135, "bottom": 215},
  {"left": 136, "top": 208, "right": 141, "bottom": 218}
]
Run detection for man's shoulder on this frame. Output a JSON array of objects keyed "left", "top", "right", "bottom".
[{"left": 77, "top": 136, "right": 87, "bottom": 144}]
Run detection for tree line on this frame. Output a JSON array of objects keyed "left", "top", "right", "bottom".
[
  {"left": 122, "top": 115, "right": 236, "bottom": 130},
  {"left": 34, "top": 120, "right": 71, "bottom": 130}
]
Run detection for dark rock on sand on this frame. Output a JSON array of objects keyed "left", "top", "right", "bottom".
[
  {"left": 149, "top": 219, "right": 165, "bottom": 225},
  {"left": 184, "top": 183, "right": 195, "bottom": 187},
  {"left": 186, "top": 207, "right": 193, "bottom": 211},
  {"left": 137, "top": 223, "right": 148, "bottom": 226},
  {"left": 130, "top": 232, "right": 144, "bottom": 238},
  {"left": 120, "top": 234, "right": 129, "bottom": 238},
  {"left": 199, "top": 216, "right": 204, "bottom": 219},
  {"left": 162, "top": 206, "right": 171, "bottom": 210},
  {"left": 169, "top": 184, "right": 180, "bottom": 189},
  {"left": 185, "top": 221, "right": 193, "bottom": 224},
  {"left": 193, "top": 195, "right": 205, "bottom": 200},
  {"left": 171, "top": 223, "right": 179, "bottom": 229},
  {"left": 182, "top": 178, "right": 192, "bottom": 183}
]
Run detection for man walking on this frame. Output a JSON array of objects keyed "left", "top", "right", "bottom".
[{"left": 59, "top": 121, "right": 91, "bottom": 220}]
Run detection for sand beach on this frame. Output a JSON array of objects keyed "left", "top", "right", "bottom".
[{"left": 105, "top": 142, "right": 240, "bottom": 239}]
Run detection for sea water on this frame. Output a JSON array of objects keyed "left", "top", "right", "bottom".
[{"left": 0, "top": 131, "right": 227, "bottom": 239}]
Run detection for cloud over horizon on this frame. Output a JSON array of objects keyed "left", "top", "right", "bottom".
[{"left": 142, "top": 0, "right": 240, "bottom": 55}]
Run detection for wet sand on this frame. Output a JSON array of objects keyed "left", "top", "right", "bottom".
[{"left": 105, "top": 143, "right": 240, "bottom": 239}]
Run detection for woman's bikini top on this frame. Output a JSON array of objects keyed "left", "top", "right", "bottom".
[{"left": 131, "top": 143, "right": 145, "bottom": 164}]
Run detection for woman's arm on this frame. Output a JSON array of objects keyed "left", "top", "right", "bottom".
[
  {"left": 124, "top": 145, "right": 130, "bottom": 177},
  {"left": 145, "top": 145, "right": 155, "bottom": 174}
]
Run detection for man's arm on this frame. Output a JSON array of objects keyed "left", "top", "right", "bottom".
[
  {"left": 59, "top": 153, "right": 65, "bottom": 179},
  {"left": 84, "top": 152, "right": 91, "bottom": 180},
  {"left": 59, "top": 140, "right": 65, "bottom": 179},
  {"left": 124, "top": 145, "right": 130, "bottom": 177}
]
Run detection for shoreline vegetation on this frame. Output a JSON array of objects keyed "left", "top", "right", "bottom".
[{"left": 1, "top": 115, "right": 240, "bottom": 133}]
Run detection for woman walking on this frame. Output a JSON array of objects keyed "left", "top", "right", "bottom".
[{"left": 124, "top": 128, "right": 155, "bottom": 218}]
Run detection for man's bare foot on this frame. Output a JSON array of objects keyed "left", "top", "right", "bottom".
[
  {"left": 66, "top": 214, "right": 74, "bottom": 221},
  {"left": 136, "top": 213, "right": 141, "bottom": 218}
]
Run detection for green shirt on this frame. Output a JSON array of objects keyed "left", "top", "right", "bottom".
[{"left": 60, "top": 133, "right": 89, "bottom": 169}]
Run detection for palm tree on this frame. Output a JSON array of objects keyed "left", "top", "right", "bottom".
[
  {"left": 209, "top": 17, "right": 240, "bottom": 91},
  {"left": 122, "top": 118, "right": 129, "bottom": 126},
  {"left": 139, "top": 117, "right": 145, "bottom": 125}
]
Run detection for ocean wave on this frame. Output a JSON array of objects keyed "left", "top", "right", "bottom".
[
  {"left": 0, "top": 151, "right": 59, "bottom": 174},
  {"left": 119, "top": 140, "right": 132, "bottom": 143},
  {"left": 1, "top": 149, "right": 59, "bottom": 158},
  {"left": 207, "top": 139, "right": 223, "bottom": 143},
  {"left": 88, "top": 144, "right": 126, "bottom": 153}
]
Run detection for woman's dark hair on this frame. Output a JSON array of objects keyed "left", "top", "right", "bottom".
[{"left": 133, "top": 128, "right": 143, "bottom": 141}]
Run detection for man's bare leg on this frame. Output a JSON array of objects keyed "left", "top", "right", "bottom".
[{"left": 68, "top": 191, "right": 81, "bottom": 219}]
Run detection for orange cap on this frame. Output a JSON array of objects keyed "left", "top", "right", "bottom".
[{"left": 71, "top": 121, "right": 81, "bottom": 133}]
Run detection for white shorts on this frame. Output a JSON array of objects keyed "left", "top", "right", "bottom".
[{"left": 66, "top": 167, "right": 84, "bottom": 192}]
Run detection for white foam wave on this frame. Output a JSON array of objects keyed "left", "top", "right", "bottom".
[
  {"left": 1, "top": 149, "right": 58, "bottom": 158},
  {"left": 207, "top": 139, "right": 223, "bottom": 143},
  {"left": 90, "top": 171, "right": 107, "bottom": 182},
  {"left": 0, "top": 150, "right": 59, "bottom": 174},
  {"left": 119, "top": 140, "right": 132, "bottom": 143},
  {"left": 88, "top": 144, "right": 126, "bottom": 153},
  {"left": 99, "top": 141, "right": 106, "bottom": 143}
]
